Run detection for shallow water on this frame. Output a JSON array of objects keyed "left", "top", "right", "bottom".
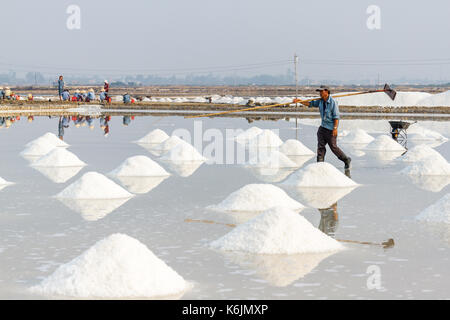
[{"left": 0, "top": 114, "right": 450, "bottom": 299}]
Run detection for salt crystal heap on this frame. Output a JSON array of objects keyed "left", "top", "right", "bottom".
[
  {"left": 415, "top": 193, "right": 450, "bottom": 224},
  {"left": 280, "top": 139, "right": 314, "bottom": 156},
  {"left": 364, "top": 135, "right": 406, "bottom": 152},
  {"left": 56, "top": 172, "right": 134, "bottom": 199},
  {"left": 235, "top": 127, "right": 264, "bottom": 144},
  {"left": 26, "top": 132, "right": 69, "bottom": 148},
  {"left": 135, "top": 129, "right": 169, "bottom": 144},
  {"left": 208, "top": 184, "right": 304, "bottom": 212},
  {"left": 31, "top": 148, "right": 86, "bottom": 167},
  {"left": 152, "top": 135, "right": 184, "bottom": 151},
  {"left": 21, "top": 139, "right": 58, "bottom": 157},
  {"left": 398, "top": 145, "right": 446, "bottom": 163},
  {"left": 247, "top": 150, "right": 298, "bottom": 168},
  {"left": 160, "top": 141, "right": 206, "bottom": 161},
  {"left": 109, "top": 155, "right": 170, "bottom": 177},
  {"left": 29, "top": 234, "right": 188, "bottom": 298},
  {"left": 248, "top": 129, "right": 283, "bottom": 148},
  {"left": 401, "top": 154, "right": 450, "bottom": 176},
  {"left": 282, "top": 162, "right": 358, "bottom": 187},
  {"left": 210, "top": 207, "right": 344, "bottom": 254},
  {"left": 340, "top": 129, "right": 375, "bottom": 145}
]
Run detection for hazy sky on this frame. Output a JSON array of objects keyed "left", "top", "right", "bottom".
[{"left": 1, "top": 0, "right": 449, "bottom": 82}]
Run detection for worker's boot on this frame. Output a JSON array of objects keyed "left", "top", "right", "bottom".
[
  {"left": 317, "top": 156, "right": 324, "bottom": 162},
  {"left": 344, "top": 157, "right": 352, "bottom": 170}
]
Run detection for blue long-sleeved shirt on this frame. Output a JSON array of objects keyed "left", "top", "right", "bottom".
[{"left": 309, "top": 96, "right": 340, "bottom": 130}]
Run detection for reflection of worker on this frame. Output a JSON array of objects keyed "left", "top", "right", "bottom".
[
  {"left": 318, "top": 202, "right": 339, "bottom": 237},
  {"left": 58, "top": 116, "right": 70, "bottom": 140}
]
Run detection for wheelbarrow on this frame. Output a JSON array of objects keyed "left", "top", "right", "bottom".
[{"left": 389, "top": 120, "right": 417, "bottom": 148}]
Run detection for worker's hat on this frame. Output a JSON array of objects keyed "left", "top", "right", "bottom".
[
  {"left": 75, "top": 89, "right": 80, "bottom": 93},
  {"left": 104, "top": 80, "right": 108, "bottom": 83},
  {"left": 316, "top": 85, "right": 330, "bottom": 92},
  {"left": 101, "top": 88, "right": 105, "bottom": 92},
  {"left": 89, "top": 88, "right": 94, "bottom": 92}
]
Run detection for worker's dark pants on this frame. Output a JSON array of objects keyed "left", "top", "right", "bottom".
[{"left": 317, "top": 126, "right": 348, "bottom": 162}]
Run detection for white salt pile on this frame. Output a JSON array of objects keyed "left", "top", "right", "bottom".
[
  {"left": 247, "top": 150, "right": 298, "bottom": 168},
  {"left": 398, "top": 145, "right": 447, "bottom": 163},
  {"left": 164, "top": 161, "right": 204, "bottom": 177},
  {"left": 407, "top": 125, "right": 448, "bottom": 141},
  {"left": 60, "top": 198, "right": 131, "bottom": 221},
  {"left": 135, "top": 129, "right": 169, "bottom": 144},
  {"left": 26, "top": 132, "right": 69, "bottom": 148},
  {"left": 415, "top": 193, "right": 450, "bottom": 223},
  {"left": 401, "top": 155, "right": 450, "bottom": 176},
  {"left": 210, "top": 206, "right": 344, "bottom": 254},
  {"left": 0, "top": 176, "right": 13, "bottom": 186},
  {"left": 248, "top": 129, "right": 283, "bottom": 148},
  {"left": 294, "top": 187, "right": 356, "bottom": 209},
  {"left": 364, "top": 135, "right": 406, "bottom": 152},
  {"left": 34, "top": 166, "right": 84, "bottom": 184},
  {"left": 115, "top": 176, "right": 168, "bottom": 194},
  {"left": 31, "top": 148, "right": 86, "bottom": 167},
  {"left": 416, "top": 90, "right": 450, "bottom": 107},
  {"left": 340, "top": 129, "right": 375, "bottom": 145},
  {"left": 335, "top": 91, "right": 431, "bottom": 107},
  {"left": 21, "top": 139, "right": 57, "bottom": 157},
  {"left": 29, "top": 234, "right": 188, "bottom": 298},
  {"left": 160, "top": 141, "right": 206, "bottom": 161},
  {"left": 152, "top": 135, "right": 184, "bottom": 151},
  {"left": 109, "top": 156, "right": 170, "bottom": 177},
  {"left": 235, "top": 127, "right": 263, "bottom": 144},
  {"left": 56, "top": 172, "right": 134, "bottom": 199},
  {"left": 280, "top": 139, "right": 314, "bottom": 156},
  {"left": 407, "top": 175, "right": 450, "bottom": 193},
  {"left": 282, "top": 162, "right": 358, "bottom": 187},
  {"left": 208, "top": 184, "right": 304, "bottom": 212}
]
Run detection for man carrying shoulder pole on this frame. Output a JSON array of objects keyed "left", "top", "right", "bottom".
[{"left": 300, "top": 85, "right": 351, "bottom": 169}]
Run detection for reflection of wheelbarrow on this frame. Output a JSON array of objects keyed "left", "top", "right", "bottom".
[{"left": 389, "top": 120, "right": 417, "bottom": 148}]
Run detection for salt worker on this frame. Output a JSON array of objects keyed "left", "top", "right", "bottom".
[
  {"left": 99, "top": 88, "right": 106, "bottom": 102},
  {"left": 86, "top": 88, "right": 95, "bottom": 102},
  {"left": 58, "top": 75, "right": 64, "bottom": 101},
  {"left": 296, "top": 85, "right": 351, "bottom": 169}
]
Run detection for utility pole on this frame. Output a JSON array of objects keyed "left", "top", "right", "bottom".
[{"left": 294, "top": 53, "right": 299, "bottom": 107}]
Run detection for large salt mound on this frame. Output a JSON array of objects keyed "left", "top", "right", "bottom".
[
  {"left": 152, "top": 135, "right": 184, "bottom": 151},
  {"left": 34, "top": 166, "right": 84, "bottom": 184},
  {"left": 280, "top": 139, "right": 314, "bottom": 156},
  {"left": 340, "top": 129, "right": 375, "bottom": 144},
  {"left": 407, "top": 125, "right": 448, "bottom": 141},
  {"left": 26, "top": 132, "right": 69, "bottom": 148},
  {"left": 416, "top": 90, "right": 450, "bottom": 107},
  {"left": 282, "top": 162, "right": 358, "bottom": 187},
  {"left": 208, "top": 184, "right": 304, "bottom": 212},
  {"left": 29, "top": 234, "right": 188, "bottom": 298},
  {"left": 31, "top": 148, "right": 86, "bottom": 167},
  {"left": 235, "top": 127, "right": 263, "bottom": 143},
  {"left": 56, "top": 172, "right": 134, "bottom": 199},
  {"left": 248, "top": 130, "right": 283, "bottom": 147},
  {"left": 415, "top": 193, "right": 450, "bottom": 223},
  {"left": 398, "top": 145, "right": 447, "bottom": 163},
  {"left": 21, "top": 139, "right": 58, "bottom": 157},
  {"left": 335, "top": 91, "right": 431, "bottom": 107},
  {"left": 364, "top": 135, "right": 406, "bottom": 152},
  {"left": 210, "top": 207, "right": 344, "bottom": 254},
  {"left": 109, "top": 156, "right": 170, "bottom": 177},
  {"left": 401, "top": 155, "right": 450, "bottom": 176},
  {"left": 160, "top": 141, "right": 206, "bottom": 161},
  {"left": 135, "top": 129, "right": 169, "bottom": 144},
  {"left": 247, "top": 150, "right": 297, "bottom": 168}
]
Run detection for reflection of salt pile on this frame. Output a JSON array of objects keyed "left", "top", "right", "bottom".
[
  {"left": 26, "top": 132, "right": 69, "bottom": 148},
  {"left": 160, "top": 141, "right": 206, "bottom": 161},
  {"left": 152, "top": 136, "right": 184, "bottom": 151},
  {"left": 282, "top": 162, "right": 358, "bottom": 187},
  {"left": 248, "top": 167, "right": 295, "bottom": 183},
  {"left": 115, "top": 176, "right": 168, "bottom": 194},
  {"left": 210, "top": 207, "right": 344, "bottom": 254},
  {"left": 416, "top": 194, "right": 450, "bottom": 223},
  {"left": 406, "top": 175, "right": 450, "bottom": 193},
  {"left": 247, "top": 150, "right": 297, "bottom": 168},
  {"left": 401, "top": 155, "right": 450, "bottom": 176},
  {"left": 236, "top": 127, "right": 263, "bottom": 144},
  {"left": 31, "top": 148, "right": 86, "bottom": 167},
  {"left": 29, "top": 234, "right": 188, "bottom": 298},
  {"left": 340, "top": 129, "right": 374, "bottom": 145},
  {"left": 364, "top": 135, "right": 406, "bottom": 151},
  {"left": 248, "top": 130, "right": 283, "bottom": 148},
  {"left": 34, "top": 167, "right": 84, "bottom": 184},
  {"left": 398, "top": 145, "right": 446, "bottom": 163},
  {"left": 208, "top": 184, "right": 304, "bottom": 212},
  {"left": 292, "top": 187, "right": 356, "bottom": 209},
  {"left": 0, "top": 176, "right": 13, "bottom": 191},
  {"left": 21, "top": 139, "right": 58, "bottom": 157},
  {"left": 59, "top": 198, "right": 131, "bottom": 221},
  {"left": 164, "top": 161, "right": 204, "bottom": 177},
  {"left": 222, "top": 251, "right": 335, "bottom": 287},
  {"left": 135, "top": 129, "right": 169, "bottom": 144},
  {"left": 280, "top": 139, "right": 314, "bottom": 156},
  {"left": 109, "top": 156, "right": 170, "bottom": 177},
  {"left": 408, "top": 125, "right": 448, "bottom": 141},
  {"left": 56, "top": 172, "right": 134, "bottom": 199}
]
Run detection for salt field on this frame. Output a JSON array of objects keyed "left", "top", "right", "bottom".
[{"left": 1, "top": 114, "right": 450, "bottom": 300}]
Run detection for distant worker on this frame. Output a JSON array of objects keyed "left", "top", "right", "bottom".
[
  {"left": 80, "top": 90, "right": 87, "bottom": 102},
  {"left": 123, "top": 92, "right": 131, "bottom": 104},
  {"left": 0, "top": 87, "right": 4, "bottom": 99},
  {"left": 296, "top": 85, "right": 351, "bottom": 169},
  {"left": 61, "top": 89, "right": 70, "bottom": 101},
  {"left": 73, "top": 89, "right": 80, "bottom": 101},
  {"left": 86, "top": 88, "right": 95, "bottom": 102},
  {"left": 104, "top": 80, "right": 109, "bottom": 93},
  {"left": 122, "top": 115, "right": 131, "bottom": 126},
  {"left": 99, "top": 88, "right": 106, "bottom": 102},
  {"left": 58, "top": 75, "right": 64, "bottom": 101},
  {"left": 27, "top": 93, "right": 33, "bottom": 101},
  {"left": 4, "top": 87, "right": 12, "bottom": 100}
]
